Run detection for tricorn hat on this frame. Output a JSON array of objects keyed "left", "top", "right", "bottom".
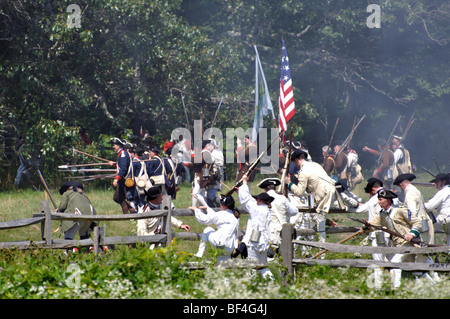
[
  {"left": 219, "top": 194, "right": 235, "bottom": 208},
  {"left": 111, "top": 137, "right": 126, "bottom": 146},
  {"left": 257, "top": 178, "right": 281, "bottom": 189},
  {"left": 148, "top": 145, "right": 160, "bottom": 154},
  {"left": 59, "top": 181, "right": 84, "bottom": 195},
  {"left": 291, "top": 149, "right": 308, "bottom": 161},
  {"left": 364, "top": 178, "right": 384, "bottom": 193},
  {"left": 144, "top": 186, "right": 162, "bottom": 201},
  {"left": 393, "top": 173, "right": 416, "bottom": 186},
  {"left": 377, "top": 189, "right": 398, "bottom": 199},
  {"left": 252, "top": 192, "right": 275, "bottom": 203},
  {"left": 430, "top": 173, "right": 450, "bottom": 184}
]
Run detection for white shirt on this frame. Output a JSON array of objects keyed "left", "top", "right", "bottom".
[
  {"left": 393, "top": 147, "right": 404, "bottom": 164},
  {"left": 195, "top": 207, "right": 238, "bottom": 249},
  {"left": 267, "top": 189, "right": 298, "bottom": 245},
  {"left": 424, "top": 185, "right": 450, "bottom": 219},
  {"left": 239, "top": 184, "right": 271, "bottom": 251}
]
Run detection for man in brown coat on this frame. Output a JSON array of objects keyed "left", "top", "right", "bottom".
[
  {"left": 236, "top": 135, "right": 258, "bottom": 187},
  {"left": 285, "top": 150, "right": 345, "bottom": 244},
  {"left": 361, "top": 189, "right": 422, "bottom": 288}
]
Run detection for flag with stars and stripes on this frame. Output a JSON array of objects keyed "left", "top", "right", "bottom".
[{"left": 278, "top": 40, "right": 295, "bottom": 132}]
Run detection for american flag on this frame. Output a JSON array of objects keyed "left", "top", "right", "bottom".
[{"left": 278, "top": 40, "right": 295, "bottom": 132}]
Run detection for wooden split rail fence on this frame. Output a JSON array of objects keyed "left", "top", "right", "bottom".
[
  {"left": 279, "top": 223, "right": 450, "bottom": 282},
  {"left": 1, "top": 200, "right": 449, "bottom": 280},
  {"left": 0, "top": 200, "right": 357, "bottom": 253}
]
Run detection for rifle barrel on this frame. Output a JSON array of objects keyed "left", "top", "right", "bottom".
[
  {"left": 226, "top": 131, "right": 282, "bottom": 196},
  {"left": 37, "top": 169, "right": 57, "bottom": 209}
]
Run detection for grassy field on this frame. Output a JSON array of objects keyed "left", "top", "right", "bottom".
[{"left": 0, "top": 171, "right": 449, "bottom": 299}]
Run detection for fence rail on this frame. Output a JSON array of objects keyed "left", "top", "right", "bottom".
[
  {"left": 280, "top": 223, "right": 450, "bottom": 282},
  {"left": 1, "top": 201, "right": 449, "bottom": 280}
]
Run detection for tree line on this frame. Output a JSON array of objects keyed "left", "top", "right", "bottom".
[{"left": 0, "top": 0, "right": 448, "bottom": 188}]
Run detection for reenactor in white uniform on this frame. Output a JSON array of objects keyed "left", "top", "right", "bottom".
[
  {"left": 424, "top": 173, "right": 450, "bottom": 246},
  {"left": 191, "top": 194, "right": 239, "bottom": 260},
  {"left": 349, "top": 178, "right": 389, "bottom": 288},
  {"left": 394, "top": 174, "right": 439, "bottom": 283},
  {"left": 257, "top": 178, "right": 299, "bottom": 253},
  {"left": 394, "top": 174, "right": 435, "bottom": 246},
  {"left": 237, "top": 174, "right": 274, "bottom": 279}
]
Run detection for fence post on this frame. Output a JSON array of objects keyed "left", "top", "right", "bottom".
[
  {"left": 281, "top": 223, "right": 294, "bottom": 284},
  {"left": 162, "top": 196, "right": 173, "bottom": 246},
  {"left": 40, "top": 201, "right": 52, "bottom": 245},
  {"left": 93, "top": 226, "right": 105, "bottom": 254}
]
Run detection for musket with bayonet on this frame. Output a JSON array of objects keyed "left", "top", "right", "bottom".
[
  {"left": 226, "top": 131, "right": 282, "bottom": 196},
  {"left": 348, "top": 216, "right": 441, "bottom": 247}
]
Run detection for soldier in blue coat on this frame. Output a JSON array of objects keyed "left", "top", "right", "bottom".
[{"left": 109, "top": 138, "right": 135, "bottom": 214}]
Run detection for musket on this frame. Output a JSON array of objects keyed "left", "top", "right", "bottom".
[
  {"left": 433, "top": 158, "right": 442, "bottom": 174},
  {"left": 59, "top": 168, "right": 116, "bottom": 173},
  {"left": 377, "top": 115, "right": 402, "bottom": 164},
  {"left": 70, "top": 174, "right": 115, "bottom": 181},
  {"left": 278, "top": 130, "right": 293, "bottom": 196},
  {"left": 226, "top": 131, "right": 282, "bottom": 196},
  {"left": 411, "top": 182, "right": 435, "bottom": 187},
  {"left": 420, "top": 166, "right": 436, "bottom": 178},
  {"left": 335, "top": 114, "right": 366, "bottom": 156},
  {"left": 395, "top": 112, "right": 415, "bottom": 148},
  {"left": 68, "top": 147, "right": 111, "bottom": 163},
  {"left": 37, "top": 169, "right": 57, "bottom": 209},
  {"left": 58, "top": 162, "right": 112, "bottom": 169},
  {"left": 348, "top": 216, "right": 441, "bottom": 247},
  {"left": 323, "top": 117, "right": 339, "bottom": 164}
]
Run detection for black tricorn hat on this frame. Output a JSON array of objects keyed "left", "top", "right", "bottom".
[
  {"left": 252, "top": 192, "right": 275, "bottom": 203},
  {"left": 59, "top": 181, "right": 84, "bottom": 195},
  {"left": 393, "top": 173, "right": 416, "bottom": 186},
  {"left": 257, "top": 178, "right": 281, "bottom": 189},
  {"left": 364, "top": 178, "right": 384, "bottom": 193},
  {"left": 291, "top": 149, "right": 308, "bottom": 161},
  {"left": 377, "top": 189, "right": 398, "bottom": 199},
  {"left": 148, "top": 145, "right": 160, "bottom": 154},
  {"left": 144, "top": 185, "right": 162, "bottom": 201},
  {"left": 111, "top": 137, "right": 126, "bottom": 146},
  {"left": 219, "top": 194, "right": 235, "bottom": 208},
  {"left": 430, "top": 173, "right": 450, "bottom": 184}
]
